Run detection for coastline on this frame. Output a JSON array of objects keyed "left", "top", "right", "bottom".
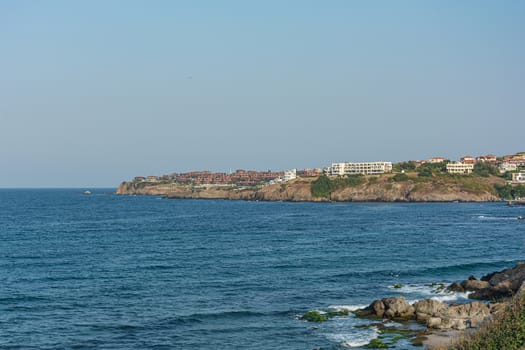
[{"left": 115, "top": 174, "right": 503, "bottom": 203}]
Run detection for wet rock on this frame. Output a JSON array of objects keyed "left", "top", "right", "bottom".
[
  {"left": 481, "top": 262, "right": 525, "bottom": 287},
  {"left": 447, "top": 282, "right": 465, "bottom": 293},
  {"left": 461, "top": 279, "right": 490, "bottom": 291},
  {"left": 448, "top": 263, "right": 525, "bottom": 301},
  {"left": 383, "top": 297, "right": 415, "bottom": 319},
  {"left": 357, "top": 296, "right": 414, "bottom": 320},
  {"left": 413, "top": 299, "right": 446, "bottom": 322}
]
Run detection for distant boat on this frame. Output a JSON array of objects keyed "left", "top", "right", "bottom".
[{"left": 83, "top": 190, "right": 92, "bottom": 195}]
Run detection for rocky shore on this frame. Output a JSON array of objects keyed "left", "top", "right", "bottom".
[
  {"left": 354, "top": 263, "right": 525, "bottom": 349},
  {"left": 116, "top": 174, "right": 502, "bottom": 202},
  {"left": 299, "top": 263, "right": 525, "bottom": 349}
]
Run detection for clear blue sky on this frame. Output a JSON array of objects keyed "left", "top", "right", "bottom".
[{"left": 1, "top": 1, "right": 524, "bottom": 187}]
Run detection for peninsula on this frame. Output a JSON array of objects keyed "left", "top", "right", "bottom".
[{"left": 116, "top": 152, "right": 525, "bottom": 202}]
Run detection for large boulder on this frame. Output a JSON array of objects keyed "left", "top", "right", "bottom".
[
  {"left": 426, "top": 301, "right": 490, "bottom": 330},
  {"left": 383, "top": 296, "right": 415, "bottom": 319},
  {"left": 447, "top": 282, "right": 465, "bottom": 293},
  {"left": 461, "top": 279, "right": 490, "bottom": 291},
  {"left": 357, "top": 296, "right": 414, "bottom": 320},
  {"left": 413, "top": 299, "right": 447, "bottom": 322}
]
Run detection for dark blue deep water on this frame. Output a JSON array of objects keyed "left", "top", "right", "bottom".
[{"left": 1, "top": 189, "right": 524, "bottom": 349}]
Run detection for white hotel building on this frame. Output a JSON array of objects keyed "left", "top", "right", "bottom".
[
  {"left": 330, "top": 162, "right": 393, "bottom": 176},
  {"left": 446, "top": 162, "right": 474, "bottom": 175}
]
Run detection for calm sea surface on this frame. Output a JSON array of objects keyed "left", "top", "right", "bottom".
[{"left": 1, "top": 189, "right": 524, "bottom": 349}]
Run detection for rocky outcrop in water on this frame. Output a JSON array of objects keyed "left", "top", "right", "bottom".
[
  {"left": 356, "top": 297, "right": 494, "bottom": 330},
  {"left": 447, "top": 263, "right": 525, "bottom": 300},
  {"left": 357, "top": 263, "right": 525, "bottom": 333}
]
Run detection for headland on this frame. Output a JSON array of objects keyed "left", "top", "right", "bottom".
[{"left": 116, "top": 152, "right": 525, "bottom": 202}]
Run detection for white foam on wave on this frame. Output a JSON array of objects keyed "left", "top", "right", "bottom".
[
  {"left": 389, "top": 283, "right": 472, "bottom": 304},
  {"left": 327, "top": 305, "right": 368, "bottom": 312},
  {"left": 326, "top": 326, "right": 379, "bottom": 348}
]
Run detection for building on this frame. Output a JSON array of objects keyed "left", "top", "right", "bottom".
[
  {"left": 428, "top": 157, "right": 447, "bottom": 163},
  {"left": 446, "top": 162, "right": 474, "bottom": 175},
  {"left": 512, "top": 173, "right": 525, "bottom": 184},
  {"left": 282, "top": 169, "right": 297, "bottom": 182},
  {"left": 476, "top": 154, "right": 497, "bottom": 163},
  {"left": 297, "top": 168, "right": 322, "bottom": 177},
  {"left": 499, "top": 162, "right": 518, "bottom": 174},
  {"left": 460, "top": 155, "right": 476, "bottom": 164},
  {"left": 331, "top": 162, "right": 393, "bottom": 176}
]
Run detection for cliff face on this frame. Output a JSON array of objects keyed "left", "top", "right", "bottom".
[
  {"left": 116, "top": 175, "right": 503, "bottom": 202},
  {"left": 116, "top": 179, "right": 324, "bottom": 201},
  {"left": 330, "top": 179, "right": 500, "bottom": 202}
]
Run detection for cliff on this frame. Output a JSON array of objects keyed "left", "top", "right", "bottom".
[{"left": 116, "top": 174, "right": 504, "bottom": 202}]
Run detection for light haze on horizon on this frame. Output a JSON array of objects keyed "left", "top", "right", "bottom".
[{"left": 1, "top": 1, "right": 524, "bottom": 187}]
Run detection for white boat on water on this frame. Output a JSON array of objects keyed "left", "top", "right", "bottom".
[{"left": 83, "top": 190, "right": 92, "bottom": 195}]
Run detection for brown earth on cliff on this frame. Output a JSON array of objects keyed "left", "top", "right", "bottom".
[{"left": 116, "top": 173, "right": 503, "bottom": 202}]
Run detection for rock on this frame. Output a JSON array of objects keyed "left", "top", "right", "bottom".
[
  {"left": 426, "top": 317, "right": 442, "bottom": 328},
  {"left": 447, "top": 282, "right": 465, "bottom": 293},
  {"left": 383, "top": 297, "right": 415, "bottom": 319},
  {"left": 372, "top": 300, "right": 386, "bottom": 318},
  {"left": 426, "top": 301, "right": 490, "bottom": 330},
  {"left": 357, "top": 296, "right": 414, "bottom": 320},
  {"left": 413, "top": 299, "right": 447, "bottom": 322},
  {"left": 481, "top": 262, "right": 525, "bottom": 288},
  {"left": 469, "top": 280, "right": 513, "bottom": 300},
  {"left": 489, "top": 302, "right": 507, "bottom": 315},
  {"left": 357, "top": 300, "right": 384, "bottom": 319},
  {"left": 461, "top": 279, "right": 490, "bottom": 291},
  {"left": 448, "top": 263, "right": 525, "bottom": 301}
]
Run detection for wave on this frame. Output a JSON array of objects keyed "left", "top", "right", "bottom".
[
  {"left": 387, "top": 283, "right": 471, "bottom": 304},
  {"left": 327, "top": 305, "right": 368, "bottom": 312},
  {"left": 324, "top": 324, "right": 379, "bottom": 348}
]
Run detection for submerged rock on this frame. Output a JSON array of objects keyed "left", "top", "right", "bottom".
[{"left": 301, "top": 310, "right": 328, "bottom": 322}]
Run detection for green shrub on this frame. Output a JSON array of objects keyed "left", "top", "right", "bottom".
[
  {"left": 311, "top": 174, "right": 365, "bottom": 198},
  {"left": 311, "top": 175, "right": 332, "bottom": 198},
  {"left": 392, "top": 173, "right": 409, "bottom": 182}
]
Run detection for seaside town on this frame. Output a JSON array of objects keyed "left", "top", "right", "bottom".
[{"left": 131, "top": 152, "right": 525, "bottom": 187}]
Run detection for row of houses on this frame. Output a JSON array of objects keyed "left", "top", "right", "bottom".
[
  {"left": 134, "top": 168, "right": 324, "bottom": 186},
  {"left": 443, "top": 153, "right": 525, "bottom": 175},
  {"left": 132, "top": 153, "right": 524, "bottom": 187}
]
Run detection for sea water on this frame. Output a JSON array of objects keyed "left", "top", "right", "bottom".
[{"left": 1, "top": 189, "right": 524, "bottom": 349}]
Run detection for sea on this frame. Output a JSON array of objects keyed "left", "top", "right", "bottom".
[{"left": 1, "top": 189, "right": 524, "bottom": 350}]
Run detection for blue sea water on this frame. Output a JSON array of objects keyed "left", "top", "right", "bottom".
[{"left": 1, "top": 189, "right": 524, "bottom": 349}]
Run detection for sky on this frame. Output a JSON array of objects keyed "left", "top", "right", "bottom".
[{"left": 1, "top": 1, "right": 524, "bottom": 187}]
